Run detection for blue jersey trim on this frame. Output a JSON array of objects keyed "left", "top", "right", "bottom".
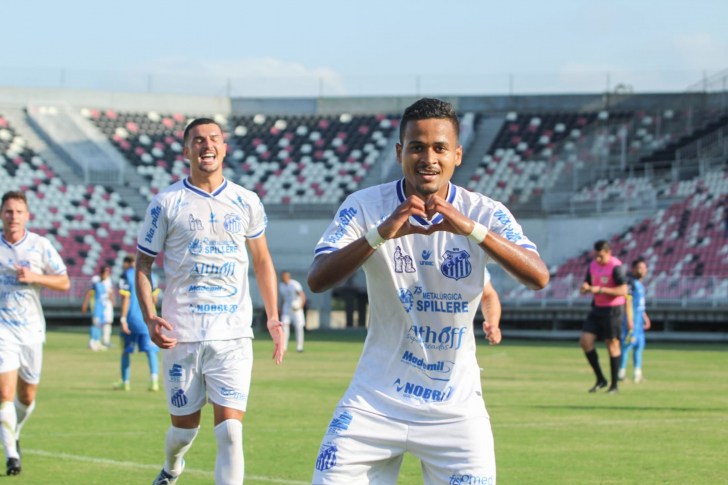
[
  {"left": 396, "top": 179, "right": 456, "bottom": 226},
  {"left": 137, "top": 244, "right": 159, "bottom": 257},
  {"left": 248, "top": 228, "right": 265, "bottom": 239},
  {"left": 183, "top": 177, "right": 228, "bottom": 198},
  {"left": 315, "top": 246, "right": 337, "bottom": 254},
  {"left": 519, "top": 244, "right": 537, "bottom": 250},
  {"left": 1, "top": 231, "right": 29, "bottom": 249}
]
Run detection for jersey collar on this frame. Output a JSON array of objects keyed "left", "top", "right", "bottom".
[
  {"left": 183, "top": 177, "right": 228, "bottom": 198},
  {"left": 1, "top": 230, "right": 28, "bottom": 249},
  {"left": 395, "top": 178, "right": 457, "bottom": 226}
]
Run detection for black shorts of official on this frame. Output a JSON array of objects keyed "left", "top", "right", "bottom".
[{"left": 582, "top": 305, "right": 623, "bottom": 340}]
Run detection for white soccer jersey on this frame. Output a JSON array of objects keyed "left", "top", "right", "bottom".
[
  {"left": 90, "top": 275, "right": 112, "bottom": 310},
  {"left": 0, "top": 231, "right": 67, "bottom": 345},
  {"left": 314, "top": 179, "right": 537, "bottom": 423},
  {"left": 137, "top": 178, "right": 267, "bottom": 343},
  {"left": 279, "top": 279, "right": 304, "bottom": 314}
]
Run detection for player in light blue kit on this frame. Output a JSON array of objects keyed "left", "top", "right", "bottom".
[
  {"left": 308, "top": 99, "right": 549, "bottom": 485},
  {"left": 82, "top": 266, "right": 113, "bottom": 351},
  {"left": 619, "top": 257, "right": 651, "bottom": 383},
  {"left": 113, "top": 255, "right": 160, "bottom": 392}
]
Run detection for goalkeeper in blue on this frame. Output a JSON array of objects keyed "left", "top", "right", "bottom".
[
  {"left": 619, "top": 257, "right": 651, "bottom": 383},
  {"left": 114, "top": 255, "right": 161, "bottom": 391}
]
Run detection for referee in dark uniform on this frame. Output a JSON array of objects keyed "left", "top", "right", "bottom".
[{"left": 579, "top": 240, "right": 628, "bottom": 394}]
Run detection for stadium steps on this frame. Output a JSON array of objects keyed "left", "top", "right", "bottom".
[
  {"left": 641, "top": 113, "right": 728, "bottom": 163},
  {"left": 116, "top": 167, "right": 155, "bottom": 218},
  {"left": 452, "top": 115, "right": 504, "bottom": 189},
  {"left": 0, "top": 107, "right": 85, "bottom": 185}
]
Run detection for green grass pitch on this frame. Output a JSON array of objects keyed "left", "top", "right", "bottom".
[{"left": 7, "top": 328, "right": 727, "bottom": 484}]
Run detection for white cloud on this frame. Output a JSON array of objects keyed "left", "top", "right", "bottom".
[
  {"left": 673, "top": 33, "right": 728, "bottom": 70},
  {"left": 129, "top": 57, "right": 346, "bottom": 97}
]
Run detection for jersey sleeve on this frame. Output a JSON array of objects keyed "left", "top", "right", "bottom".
[
  {"left": 137, "top": 196, "right": 168, "bottom": 257},
  {"left": 484, "top": 267, "right": 492, "bottom": 285},
  {"left": 314, "top": 195, "right": 366, "bottom": 256},
  {"left": 481, "top": 202, "right": 537, "bottom": 253},
  {"left": 613, "top": 265, "right": 627, "bottom": 285},
  {"left": 40, "top": 237, "right": 67, "bottom": 276},
  {"left": 118, "top": 273, "right": 131, "bottom": 296},
  {"left": 292, "top": 280, "right": 303, "bottom": 293},
  {"left": 245, "top": 194, "right": 268, "bottom": 239}
]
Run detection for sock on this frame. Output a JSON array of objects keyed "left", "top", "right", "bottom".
[
  {"left": 634, "top": 367, "right": 643, "bottom": 380},
  {"left": 0, "top": 401, "right": 19, "bottom": 460},
  {"left": 584, "top": 349, "right": 606, "bottom": 382},
  {"left": 14, "top": 398, "right": 35, "bottom": 440},
  {"left": 121, "top": 353, "right": 131, "bottom": 383},
  {"left": 214, "top": 419, "right": 244, "bottom": 485},
  {"left": 102, "top": 324, "right": 112, "bottom": 345},
  {"left": 147, "top": 352, "right": 159, "bottom": 380},
  {"left": 282, "top": 325, "right": 290, "bottom": 351},
  {"left": 164, "top": 426, "right": 199, "bottom": 477},
  {"left": 295, "top": 324, "right": 304, "bottom": 351},
  {"left": 610, "top": 355, "right": 620, "bottom": 388}
]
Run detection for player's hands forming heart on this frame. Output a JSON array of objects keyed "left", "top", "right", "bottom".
[
  {"left": 376, "top": 196, "right": 431, "bottom": 240},
  {"left": 423, "top": 194, "right": 475, "bottom": 236}
]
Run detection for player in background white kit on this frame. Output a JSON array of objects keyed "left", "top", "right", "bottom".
[
  {"left": 308, "top": 99, "right": 549, "bottom": 484},
  {"left": 278, "top": 270, "right": 306, "bottom": 353},
  {"left": 135, "top": 119, "right": 285, "bottom": 485},
  {"left": 0, "top": 191, "right": 70, "bottom": 476},
  {"left": 81, "top": 266, "right": 115, "bottom": 350}
]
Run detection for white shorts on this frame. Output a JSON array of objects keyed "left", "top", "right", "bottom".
[
  {"left": 161, "top": 338, "right": 253, "bottom": 416},
  {"left": 312, "top": 407, "right": 495, "bottom": 485},
  {"left": 0, "top": 342, "right": 43, "bottom": 385},
  {"left": 281, "top": 309, "right": 305, "bottom": 327}
]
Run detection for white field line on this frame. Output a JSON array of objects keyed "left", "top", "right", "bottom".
[
  {"left": 23, "top": 449, "right": 309, "bottom": 484},
  {"left": 493, "top": 416, "right": 728, "bottom": 428}
]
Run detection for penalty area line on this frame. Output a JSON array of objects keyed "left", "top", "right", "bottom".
[
  {"left": 24, "top": 449, "right": 309, "bottom": 484},
  {"left": 494, "top": 416, "right": 728, "bottom": 428}
]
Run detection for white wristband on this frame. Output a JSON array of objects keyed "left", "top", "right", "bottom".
[
  {"left": 365, "top": 226, "right": 386, "bottom": 249},
  {"left": 468, "top": 222, "right": 488, "bottom": 244}
]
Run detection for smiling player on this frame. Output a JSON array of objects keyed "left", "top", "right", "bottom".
[
  {"left": 135, "top": 118, "right": 285, "bottom": 485},
  {"left": 308, "top": 98, "right": 549, "bottom": 484}
]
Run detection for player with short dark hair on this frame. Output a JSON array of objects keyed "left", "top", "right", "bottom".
[
  {"left": 0, "top": 190, "right": 70, "bottom": 476},
  {"left": 278, "top": 270, "right": 306, "bottom": 353},
  {"left": 136, "top": 119, "right": 284, "bottom": 485},
  {"left": 308, "top": 97, "right": 549, "bottom": 484},
  {"left": 579, "top": 240, "right": 628, "bottom": 394},
  {"left": 618, "top": 257, "right": 651, "bottom": 383},
  {"left": 113, "top": 254, "right": 161, "bottom": 391}
]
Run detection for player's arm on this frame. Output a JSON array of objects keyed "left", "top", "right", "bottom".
[
  {"left": 135, "top": 252, "right": 176, "bottom": 349},
  {"left": 643, "top": 311, "right": 651, "bottom": 330},
  {"left": 247, "top": 234, "right": 285, "bottom": 364},
  {"left": 625, "top": 294, "right": 634, "bottom": 330},
  {"left": 580, "top": 268, "right": 592, "bottom": 294},
  {"left": 81, "top": 289, "right": 92, "bottom": 313},
  {"left": 15, "top": 266, "right": 70, "bottom": 291},
  {"left": 109, "top": 286, "right": 117, "bottom": 307},
  {"left": 298, "top": 289, "right": 306, "bottom": 308},
  {"left": 424, "top": 196, "right": 549, "bottom": 290},
  {"left": 481, "top": 281, "right": 502, "bottom": 345},
  {"left": 308, "top": 196, "right": 429, "bottom": 293},
  {"left": 119, "top": 294, "right": 131, "bottom": 334}
]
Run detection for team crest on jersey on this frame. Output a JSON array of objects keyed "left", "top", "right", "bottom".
[
  {"left": 398, "top": 288, "right": 413, "bottom": 312},
  {"left": 601, "top": 276, "right": 608, "bottom": 284},
  {"left": 188, "top": 238, "right": 203, "bottom": 255},
  {"left": 394, "top": 246, "right": 416, "bottom": 274},
  {"left": 223, "top": 213, "right": 242, "bottom": 233},
  {"left": 440, "top": 249, "right": 472, "bottom": 280}
]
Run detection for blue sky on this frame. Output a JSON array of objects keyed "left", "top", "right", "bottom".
[{"left": 1, "top": 0, "right": 727, "bottom": 96}]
